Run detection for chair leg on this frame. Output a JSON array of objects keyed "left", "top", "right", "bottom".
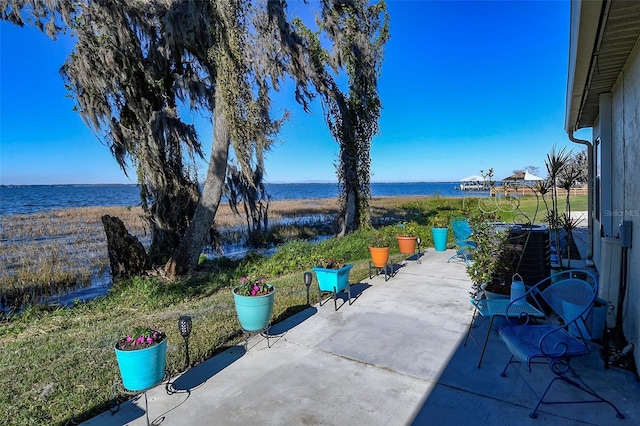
[
  {"left": 475, "top": 316, "right": 496, "bottom": 368},
  {"left": 447, "top": 251, "right": 459, "bottom": 263},
  {"left": 448, "top": 249, "right": 470, "bottom": 265},
  {"left": 503, "top": 357, "right": 626, "bottom": 419},
  {"left": 500, "top": 354, "right": 515, "bottom": 377},
  {"left": 463, "top": 308, "right": 478, "bottom": 347},
  {"left": 464, "top": 310, "right": 495, "bottom": 369},
  {"left": 529, "top": 372, "right": 625, "bottom": 419}
]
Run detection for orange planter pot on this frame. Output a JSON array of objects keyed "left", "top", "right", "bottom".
[
  {"left": 397, "top": 236, "right": 417, "bottom": 254},
  {"left": 368, "top": 246, "right": 390, "bottom": 268}
]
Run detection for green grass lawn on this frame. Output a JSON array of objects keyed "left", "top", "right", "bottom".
[{"left": 493, "top": 194, "right": 587, "bottom": 224}]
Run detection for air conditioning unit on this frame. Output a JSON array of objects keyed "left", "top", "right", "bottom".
[{"left": 599, "top": 237, "right": 622, "bottom": 328}]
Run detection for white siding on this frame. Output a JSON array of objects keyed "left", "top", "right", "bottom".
[{"left": 609, "top": 39, "right": 640, "bottom": 373}]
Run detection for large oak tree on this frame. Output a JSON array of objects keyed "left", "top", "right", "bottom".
[{"left": 2, "top": 0, "right": 388, "bottom": 277}]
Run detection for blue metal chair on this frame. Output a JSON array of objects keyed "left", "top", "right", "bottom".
[
  {"left": 447, "top": 217, "right": 476, "bottom": 265},
  {"left": 498, "top": 269, "right": 625, "bottom": 419}
]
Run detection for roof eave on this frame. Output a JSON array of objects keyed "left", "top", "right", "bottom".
[{"left": 564, "top": 0, "right": 605, "bottom": 133}]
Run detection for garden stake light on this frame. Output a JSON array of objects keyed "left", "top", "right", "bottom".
[
  {"left": 304, "top": 272, "right": 313, "bottom": 305},
  {"left": 178, "top": 316, "right": 192, "bottom": 369}
]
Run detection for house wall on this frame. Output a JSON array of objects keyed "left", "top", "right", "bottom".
[{"left": 605, "top": 38, "right": 640, "bottom": 374}]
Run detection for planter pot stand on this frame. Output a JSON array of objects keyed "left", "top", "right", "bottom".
[
  {"left": 112, "top": 337, "right": 169, "bottom": 424},
  {"left": 312, "top": 264, "right": 353, "bottom": 311},
  {"left": 396, "top": 236, "right": 423, "bottom": 264},
  {"left": 233, "top": 285, "right": 276, "bottom": 348},
  {"left": 369, "top": 261, "right": 393, "bottom": 281},
  {"left": 368, "top": 247, "right": 393, "bottom": 281},
  {"left": 114, "top": 338, "right": 168, "bottom": 392}
]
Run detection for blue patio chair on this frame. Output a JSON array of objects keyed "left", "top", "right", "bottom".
[
  {"left": 447, "top": 217, "right": 476, "bottom": 265},
  {"left": 498, "top": 269, "right": 625, "bottom": 419}
]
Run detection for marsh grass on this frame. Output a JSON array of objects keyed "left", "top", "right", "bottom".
[
  {"left": 0, "top": 200, "right": 342, "bottom": 308},
  {"left": 0, "top": 207, "right": 149, "bottom": 307},
  {"left": 0, "top": 195, "right": 493, "bottom": 424}
]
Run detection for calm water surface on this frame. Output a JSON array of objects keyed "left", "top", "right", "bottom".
[{"left": 0, "top": 182, "right": 483, "bottom": 216}]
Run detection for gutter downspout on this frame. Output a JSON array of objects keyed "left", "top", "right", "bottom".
[{"left": 568, "top": 130, "right": 594, "bottom": 258}]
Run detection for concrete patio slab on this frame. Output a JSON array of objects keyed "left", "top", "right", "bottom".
[{"left": 83, "top": 250, "right": 640, "bottom": 426}]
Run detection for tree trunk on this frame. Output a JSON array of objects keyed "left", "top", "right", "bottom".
[
  {"left": 337, "top": 134, "right": 362, "bottom": 236},
  {"left": 338, "top": 183, "right": 358, "bottom": 236},
  {"left": 101, "top": 215, "right": 150, "bottom": 280},
  {"left": 145, "top": 172, "right": 200, "bottom": 265},
  {"left": 165, "top": 94, "right": 231, "bottom": 278}
]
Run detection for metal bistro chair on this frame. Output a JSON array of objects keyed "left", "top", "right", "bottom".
[
  {"left": 447, "top": 217, "right": 476, "bottom": 266},
  {"left": 498, "top": 269, "right": 625, "bottom": 419}
]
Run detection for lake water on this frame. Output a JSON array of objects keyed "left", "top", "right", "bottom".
[{"left": 0, "top": 182, "right": 485, "bottom": 216}]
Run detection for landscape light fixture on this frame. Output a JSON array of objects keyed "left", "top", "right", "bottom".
[
  {"left": 178, "top": 316, "right": 192, "bottom": 368},
  {"left": 303, "top": 272, "right": 313, "bottom": 305}
]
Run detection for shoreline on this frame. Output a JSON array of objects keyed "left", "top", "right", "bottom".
[
  {"left": 0, "top": 181, "right": 459, "bottom": 187},
  {"left": 0, "top": 182, "right": 480, "bottom": 216},
  {"left": 0, "top": 194, "right": 453, "bottom": 224}
]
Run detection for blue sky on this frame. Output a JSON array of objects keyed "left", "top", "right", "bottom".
[{"left": 0, "top": 0, "right": 590, "bottom": 185}]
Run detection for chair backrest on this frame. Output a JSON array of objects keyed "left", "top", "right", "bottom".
[
  {"left": 541, "top": 278, "right": 596, "bottom": 324},
  {"left": 451, "top": 217, "right": 472, "bottom": 242},
  {"left": 525, "top": 269, "right": 598, "bottom": 336}
]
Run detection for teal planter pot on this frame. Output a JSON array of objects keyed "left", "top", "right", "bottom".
[
  {"left": 431, "top": 227, "right": 449, "bottom": 251},
  {"left": 312, "top": 264, "right": 353, "bottom": 310},
  {"left": 114, "top": 338, "right": 167, "bottom": 391},
  {"left": 313, "top": 264, "right": 353, "bottom": 293},
  {"left": 233, "top": 285, "right": 276, "bottom": 332}
]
